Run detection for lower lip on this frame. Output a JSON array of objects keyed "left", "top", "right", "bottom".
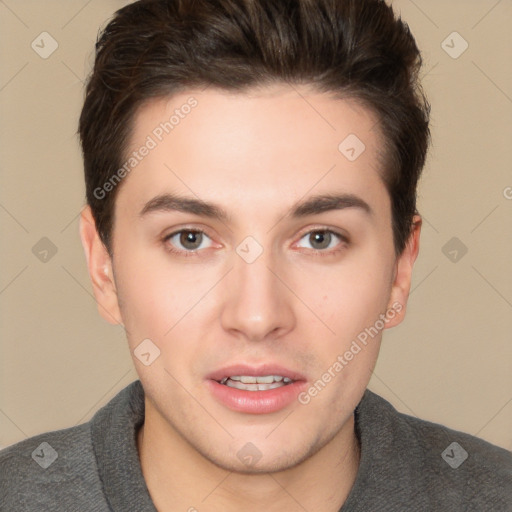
[{"left": 207, "top": 379, "right": 307, "bottom": 414}]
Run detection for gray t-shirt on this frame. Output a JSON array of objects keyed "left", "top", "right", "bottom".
[{"left": 1, "top": 380, "right": 511, "bottom": 511}]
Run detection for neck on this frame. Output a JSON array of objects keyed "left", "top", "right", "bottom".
[{"left": 137, "top": 401, "right": 360, "bottom": 512}]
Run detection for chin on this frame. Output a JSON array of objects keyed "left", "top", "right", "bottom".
[{"left": 202, "top": 440, "right": 320, "bottom": 476}]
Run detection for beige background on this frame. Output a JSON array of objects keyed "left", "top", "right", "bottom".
[{"left": 0, "top": 0, "right": 511, "bottom": 451}]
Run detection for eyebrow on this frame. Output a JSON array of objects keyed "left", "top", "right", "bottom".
[{"left": 139, "top": 192, "right": 373, "bottom": 222}]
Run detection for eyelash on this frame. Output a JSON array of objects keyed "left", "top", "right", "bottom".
[{"left": 162, "top": 227, "right": 349, "bottom": 258}]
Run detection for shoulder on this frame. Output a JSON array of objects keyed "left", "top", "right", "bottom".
[
  {"left": 356, "top": 390, "right": 512, "bottom": 510},
  {"left": 0, "top": 418, "right": 107, "bottom": 510},
  {"left": 0, "top": 381, "right": 143, "bottom": 511}
]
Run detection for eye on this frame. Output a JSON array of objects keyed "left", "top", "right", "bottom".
[
  {"left": 164, "top": 229, "right": 213, "bottom": 254},
  {"left": 296, "top": 229, "right": 347, "bottom": 252}
]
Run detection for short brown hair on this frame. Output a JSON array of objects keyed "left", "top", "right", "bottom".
[{"left": 79, "top": 0, "right": 430, "bottom": 256}]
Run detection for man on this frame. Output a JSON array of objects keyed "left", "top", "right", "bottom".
[{"left": 1, "top": 0, "right": 511, "bottom": 510}]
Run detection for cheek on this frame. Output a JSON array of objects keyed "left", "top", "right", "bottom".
[
  {"left": 308, "top": 253, "right": 394, "bottom": 342},
  {"left": 300, "top": 259, "right": 391, "bottom": 410},
  {"left": 115, "top": 261, "right": 208, "bottom": 386},
  {"left": 113, "top": 247, "right": 196, "bottom": 345}
]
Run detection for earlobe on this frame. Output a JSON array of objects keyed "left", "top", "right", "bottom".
[
  {"left": 79, "top": 205, "right": 123, "bottom": 325},
  {"left": 385, "top": 215, "right": 422, "bottom": 329}
]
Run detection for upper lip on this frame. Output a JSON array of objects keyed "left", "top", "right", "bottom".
[{"left": 206, "top": 364, "right": 306, "bottom": 383}]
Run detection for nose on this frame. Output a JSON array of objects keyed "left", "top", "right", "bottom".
[{"left": 219, "top": 246, "right": 296, "bottom": 342}]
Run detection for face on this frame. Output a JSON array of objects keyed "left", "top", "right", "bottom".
[{"left": 81, "top": 84, "right": 419, "bottom": 474}]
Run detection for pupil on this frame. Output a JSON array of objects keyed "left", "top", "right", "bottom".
[
  {"left": 181, "top": 231, "right": 201, "bottom": 250},
  {"left": 311, "top": 231, "right": 330, "bottom": 249}
]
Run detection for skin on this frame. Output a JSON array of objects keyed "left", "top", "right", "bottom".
[{"left": 80, "top": 84, "right": 421, "bottom": 512}]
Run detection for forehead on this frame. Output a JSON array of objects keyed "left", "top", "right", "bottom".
[{"left": 117, "top": 84, "right": 389, "bottom": 219}]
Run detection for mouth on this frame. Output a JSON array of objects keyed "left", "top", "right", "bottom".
[{"left": 206, "top": 364, "right": 307, "bottom": 414}]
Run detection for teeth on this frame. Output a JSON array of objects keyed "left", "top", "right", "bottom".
[
  {"left": 218, "top": 375, "right": 294, "bottom": 390},
  {"left": 255, "top": 375, "right": 274, "bottom": 384},
  {"left": 231, "top": 375, "right": 289, "bottom": 384},
  {"left": 225, "top": 380, "right": 287, "bottom": 391}
]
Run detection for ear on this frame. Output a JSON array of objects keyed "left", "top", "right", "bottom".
[
  {"left": 384, "top": 214, "right": 422, "bottom": 329},
  {"left": 79, "top": 205, "right": 123, "bottom": 326}
]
